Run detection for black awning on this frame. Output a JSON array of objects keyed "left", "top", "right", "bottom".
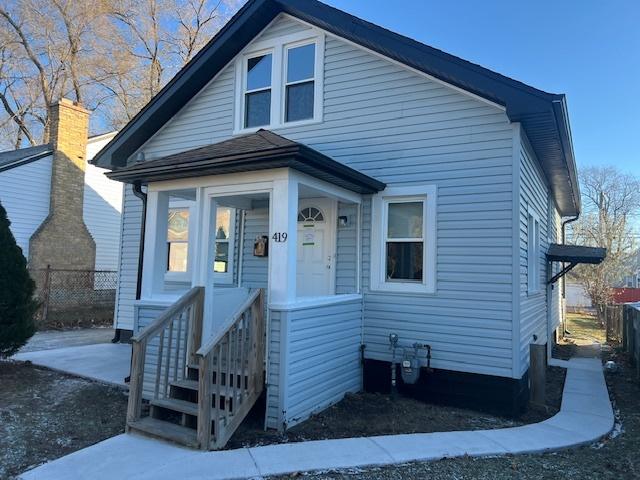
[
  {"left": 546, "top": 244, "right": 607, "bottom": 285},
  {"left": 106, "top": 129, "right": 386, "bottom": 195},
  {"left": 547, "top": 244, "right": 607, "bottom": 264}
]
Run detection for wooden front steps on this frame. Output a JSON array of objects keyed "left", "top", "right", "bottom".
[
  {"left": 126, "top": 288, "right": 266, "bottom": 450},
  {"left": 128, "top": 417, "right": 199, "bottom": 448}
]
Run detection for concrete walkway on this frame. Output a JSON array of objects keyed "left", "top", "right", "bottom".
[
  {"left": 14, "top": 343, "right": 131, "bottom": 388},
  {"left": 20, "top": 357, "right": 613, "bottom": 480},
  {"left": 18, "top": 328, "right": 115, "bottom": 353}
]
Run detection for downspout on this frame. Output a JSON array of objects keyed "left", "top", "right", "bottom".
[
  {"left": 121, "top": 181, "right": 147, "bottom": 382},
  {"left": 132, "top": 181, "right": 148, "bottom": 301}
]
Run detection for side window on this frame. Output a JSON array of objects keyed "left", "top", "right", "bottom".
[
  {"left": 385, "top": 201, "right": 424, "bottom": 282},
  {"left": 285, "top": 43, "right": 315, "bottom": 122},
  {"left": 371, "top": 186, "right": 437, "bottom": 294},
  {"left": 527, "top": 211, "right": 541, "bottom": 293},
  {"left": 244, "top": 53, "right": 273, "bottom": 128},
  {"left": 167, "top": 208, "right": 189, "bottom": 273}
]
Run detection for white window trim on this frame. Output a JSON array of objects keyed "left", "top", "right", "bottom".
[
  {"left": 370, "top": 185, "right": 437, "bottom": 294},
  {"left": 233, "top": 31, "right": 324, "bottom": 134},
  {"left": 527, "top": 207, "right": 541, "bottom": 295}
]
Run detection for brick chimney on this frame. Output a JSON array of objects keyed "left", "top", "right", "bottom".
[{"left": 29, "top": 99, "right": 96, "bottom": 271}]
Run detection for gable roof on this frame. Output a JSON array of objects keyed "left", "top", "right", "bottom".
[
  {"left": 92, "top": 0, "right": 580, "bottom": 216},
  {"left": 0, "top": 144, "right": 53, "bottom": 173},
  {"left": 106, "top": 129, "right": 386, "bottom": 194}
]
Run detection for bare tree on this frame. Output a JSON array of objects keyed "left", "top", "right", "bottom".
[
  {"left": 0, "top": 0, "right": 241, "bottom": 150},
  {"left": 103, "top": 0, "right": 241, "bottom": 127},
  {"left": 569, "top": 166, "right": 640, "bottom": 322}
]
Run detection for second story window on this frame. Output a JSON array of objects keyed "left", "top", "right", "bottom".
[
  {"left": 235, "top": 31, "right": 324, "bottom": 133},
  {"left": 285, "top": 43, "right": 315, "bottom": 122},
  {"left": 244, "top": 53, "right": 273, "bottom": 128}
]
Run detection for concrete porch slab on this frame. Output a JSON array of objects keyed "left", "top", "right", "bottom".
[
  {"left": 20, "top": 357, "right": 614, "bottom": 480},
  {"left": 13, "top": 343, "right": 131, "bottom": 387}
]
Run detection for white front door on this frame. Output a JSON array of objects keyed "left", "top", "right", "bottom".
[{"left": 296, "top": 199, "right": 336, "bottom": 297}]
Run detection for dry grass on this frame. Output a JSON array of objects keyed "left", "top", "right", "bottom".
[{"left": 565, "top": 312, "right": 606, "bottom": 345}]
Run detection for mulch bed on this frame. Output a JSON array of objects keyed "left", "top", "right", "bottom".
[
  {"left": 227, "top": 365, "right": 565, "bottom": 450},
  {"left": 0, "top": 361, "right": 127, "bottom": 480},
  {"left": 272, "top": 348, "right": 640, "bottom": 480}
]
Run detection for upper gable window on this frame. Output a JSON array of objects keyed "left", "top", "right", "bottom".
[
  {"left": 285, "top": 43, "right": 315, "bottom": 122},
  {"left": 234, "top": 28, "right": 324, "bottom": 134},
  {"left": 244, "top": 53, "right": 273, "bottom": 128}
]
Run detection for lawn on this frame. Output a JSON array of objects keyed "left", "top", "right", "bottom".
[
  {"left": 0, "top": 361, "right": 127, "bottom": 480},
  {"left": 565, "top": 312, "right": 606, "bottom": 345}
]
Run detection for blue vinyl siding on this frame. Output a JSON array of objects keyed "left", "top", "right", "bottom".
[{"left": 117, "top": 14, "right": 516, "bottom": 384}]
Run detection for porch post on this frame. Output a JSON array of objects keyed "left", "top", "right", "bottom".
[
  {"left": 269, "top": 177, "right": 298, "bottom": 304},
  {"left": 141, "top": 190, "right": 169, "bottom": 298}
]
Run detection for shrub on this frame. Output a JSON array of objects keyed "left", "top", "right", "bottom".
[{"left": 0, "top": 201, "right": 37, "bottom": 357}]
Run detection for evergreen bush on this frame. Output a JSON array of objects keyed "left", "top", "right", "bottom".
[{"left": 0, "top": 201, "right": 37, "bottom": 357}]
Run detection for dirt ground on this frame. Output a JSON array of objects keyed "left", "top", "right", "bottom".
[
  {"left": 227, "top": 366, "right": 565, "bottom": 450},
  {"left": 0, "top": 361, "right": 127, "bottom": 480},
  {"left": 272, "top": 351, "right": 638, "bottom": 480}
]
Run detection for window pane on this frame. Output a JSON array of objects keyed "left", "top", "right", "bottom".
[
  {"left": 214, "top": 242, "right": 229, "bottom": 273},
  {"left": 386, "top": 242, "right": 423, "bottom": 281},
  {"left": 168, "top": 209, "right": 189, "bottom": 241},
  {"left": 216, "top": 208, "right": 231, "bottom": 240},
  {"left": 168, "top": 242, "right": 188, "bottom": 272},
  {"left": 247, "top": 54, "right": 272, "bottom": 90},
  {"left": 286, "top": 81, "right": 314, "bottom": 122},
  {"left": 245, "top": 90, "right": 271, "bottom": 127},
  {"left": 287, "top": 44, "right": 315, "bottom": 83},
  {"left": 387, "top": 202, "right": 423, "bottom": 239}
]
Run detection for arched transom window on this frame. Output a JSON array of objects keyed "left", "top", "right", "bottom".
[{"left": 297, "top": 206, "right": 325, "bottom": 222}]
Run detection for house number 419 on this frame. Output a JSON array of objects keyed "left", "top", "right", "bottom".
[{"left": 272, "top": 232, "right": 288, "bottom": 242}]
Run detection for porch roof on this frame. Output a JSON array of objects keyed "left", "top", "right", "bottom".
[{"left": 106, "top": 130, "right": 386, "bottom": 194}]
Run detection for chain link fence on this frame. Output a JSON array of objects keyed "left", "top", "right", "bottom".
[{"left": 29, "top": 267, "right": 117, "bottom": 329}]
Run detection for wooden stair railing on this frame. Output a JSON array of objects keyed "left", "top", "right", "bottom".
[
  {"left": 126, "top": 286, "right": 204, "bottom": 429},
  {"left": 195, "top": 288, "right": 265, "bottom": 450},
  {"left": 125, "top": 287, "right": 265, "bottom": 451}
]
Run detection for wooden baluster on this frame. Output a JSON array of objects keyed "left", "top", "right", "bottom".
[
  {"left": 182, "top": 306, "right": 190, "bottom": 378},
  {"left": 250, "top": 291, "right": 263, "bottom": 391},
  {"left": 214, "top": 343, "right": 222, "bottom": 443},
  {"left": 155, "top": 329, "right": 165, "bottom": 399},
  {"left": 226, "top": 331, "right": 233, "bottom": 416},
  {"left": 164, "top": 318, "right": 174, "bottom": 397},
  {"left": 197, "top": 351, "right": 212, "bottom": 450},
  {"left": 174, "top": 310, "right": 183, "bottom": 382},
  {"left": 246, "top": 305, "right": 257, "bottom": 397},
  {"left": 238, "top": 312, "right": 247, "bottom": 398},
  {"left": 126, "top": 339, "right": 147, "bottom": 428}
]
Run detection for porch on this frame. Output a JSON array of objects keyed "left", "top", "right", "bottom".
[{"left": 107, "top": 131, "right": 384, "bottom": 449}]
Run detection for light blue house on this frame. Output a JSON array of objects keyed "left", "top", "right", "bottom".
[{"left": 93, "top": 0, "right": 596, "bottom": 449}]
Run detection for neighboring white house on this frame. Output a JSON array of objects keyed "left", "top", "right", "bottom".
[
  {"left": 566, "top": 281, "right": 592, "bottom": 308},
  {"left": 0, "top": 127, "right": 121, "bottom": 271},
  {"left": 92, "top": 0, "right": 604, "bottom": 447}
]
